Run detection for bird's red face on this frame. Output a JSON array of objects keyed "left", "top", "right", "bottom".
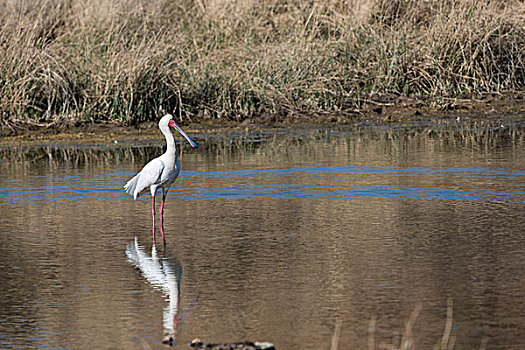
[{"left": 168, "top": 118, "right": 198, "bottom": 148}]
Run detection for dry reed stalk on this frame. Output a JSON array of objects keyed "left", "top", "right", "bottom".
[
  {"left": 478, "top": 337, "right": 488, "bottom": 350},
  {"left": 368, "top": 315, "right": 377, "bottom": 350},
  {"left": 440, "top": 298, "right": 454, "bottom": 350},
  {"left": 330, "top": 318, "right": 343, "bottom": 350},
  {"left": 400, "top": 302, "right": 422, "bottom": 350}
]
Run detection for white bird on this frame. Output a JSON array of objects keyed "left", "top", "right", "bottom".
[{"left": 124, "top": 114, "right": 197, "bottom": 245}]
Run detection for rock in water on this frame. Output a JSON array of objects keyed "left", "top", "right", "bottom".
[{"left": 189, "top": 339, "right": 276, "bottom": 350}]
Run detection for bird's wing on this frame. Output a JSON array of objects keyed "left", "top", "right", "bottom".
[{"left": 133, "top": 158, "right": 165, "bottom": 197}]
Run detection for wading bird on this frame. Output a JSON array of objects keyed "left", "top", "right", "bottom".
[{"left": 124, "top": 114, "right": 197, "bottom": 245}]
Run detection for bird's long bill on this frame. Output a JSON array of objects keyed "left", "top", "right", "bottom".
[{"left": 171, "top": 121, "right": 198, "bottom": 148}]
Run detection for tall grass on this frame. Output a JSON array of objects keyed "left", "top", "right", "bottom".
[{"left": 0, "top": 0, "right": 524, "bottom": 128}]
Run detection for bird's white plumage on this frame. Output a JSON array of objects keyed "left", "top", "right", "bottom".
[
  {"left": 126, "top": 156, "right": 180, "bottom": 199},
  {"left": 123, "top": 114, "right": 195, "bottom": 200}
]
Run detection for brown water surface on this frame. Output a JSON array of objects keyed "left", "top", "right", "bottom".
[{"left": 0, "top": 124, "right": 524, "bottom": 349}]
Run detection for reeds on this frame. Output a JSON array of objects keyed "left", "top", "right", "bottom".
[
  {"left": 364, "top": 299, "right": 474, "bottom": 350},
  {"left": 327, "top": 299, "right": 477, "bottom": 350},
  {"left": 1, "top": 0, "right": 524, "bottom": 127}
]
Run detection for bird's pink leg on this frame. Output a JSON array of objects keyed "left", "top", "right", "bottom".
[
  {"left": 152, "top": 194, "right": 156, "bottom": 246},
  {"left": 159, "top": 190, "right": 167, "bottom": 245}
]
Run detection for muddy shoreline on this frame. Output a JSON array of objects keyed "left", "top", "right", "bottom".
[{"left": 1, "top": 95, "right": 524, "bottom": 146}]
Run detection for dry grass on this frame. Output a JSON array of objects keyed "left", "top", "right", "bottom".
[{"left": 0, "top": 0, "right": 524, "bottom": 128}]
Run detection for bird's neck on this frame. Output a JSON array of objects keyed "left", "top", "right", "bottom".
[{"left": 162, "top": 126, "right": 178, "bottom": 160}]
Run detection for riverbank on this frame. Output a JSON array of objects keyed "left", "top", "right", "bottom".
[
  {"left": 1, "top": 0, "right": 523, "bottom": 131},
  {"left": 1, "top": 92, "right": 524, "bottom": 146}
]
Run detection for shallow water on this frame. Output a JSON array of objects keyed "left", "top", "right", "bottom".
[{"left": 0, "top": 124, "right": 524, "bottom": 349}]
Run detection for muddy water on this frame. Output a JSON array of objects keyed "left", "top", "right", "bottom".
[{"left": 0, "top": 124, "right": 524, "bottom": 349}]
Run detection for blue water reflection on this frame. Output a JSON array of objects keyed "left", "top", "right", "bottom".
[{"left": 1, "top": 165, "right": 523, "bottom": 204}]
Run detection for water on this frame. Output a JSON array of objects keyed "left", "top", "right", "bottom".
[{"left": 0, "top": 124, "right": 524, "bottom": 349}]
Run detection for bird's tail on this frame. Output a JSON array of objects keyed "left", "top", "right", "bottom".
[{"left": 124, "top": 174, "right": 140, "bottom": 199}]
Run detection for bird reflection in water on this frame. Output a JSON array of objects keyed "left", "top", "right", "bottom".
[{"left": 126, "top": 237, "right": 182, "bottom": 346}]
